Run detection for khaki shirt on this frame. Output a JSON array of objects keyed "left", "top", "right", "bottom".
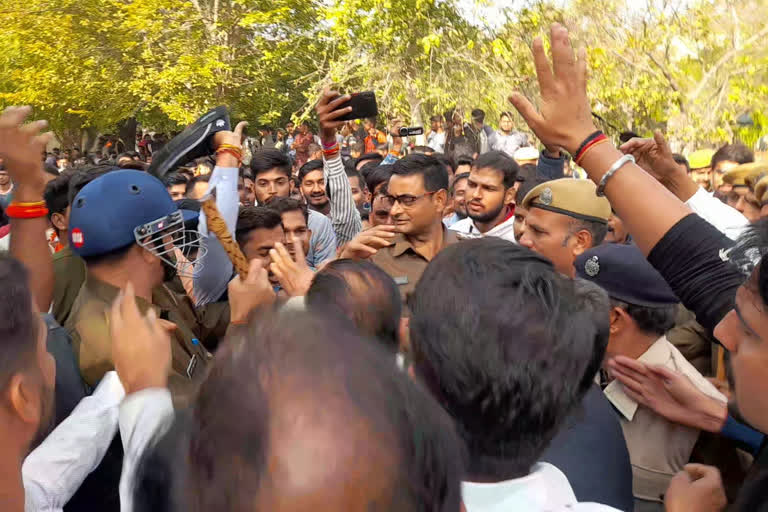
[
  {"left": 66, "top": 274, "right": 230, "bottom": 406},
  {"left": 371, "top": 228, "right": 459, "bottom": 302},
  {"left": 51, "top": 246, "right": 87, "bottom": 326},
  {"left": 603, "top": 336, "right": 727, "bottom": 503}
]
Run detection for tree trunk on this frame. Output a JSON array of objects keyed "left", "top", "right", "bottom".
[
  {"left": 117, "top": 118, "right": 138, "bottom": 154},
  {"left": 405, "top": 83, "right": 425, "bottom": 146}
]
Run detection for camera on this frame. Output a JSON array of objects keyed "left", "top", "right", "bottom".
[{"left": 396, "top": 126, "right": 424, "bottom": 137}]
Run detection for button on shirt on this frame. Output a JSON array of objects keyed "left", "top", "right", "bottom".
[
  {"left": 371, "top": 228, "right": 459, "bottom": 302},
  {"left": 603, "top": 336, "right": 727, "bottom": 503}
]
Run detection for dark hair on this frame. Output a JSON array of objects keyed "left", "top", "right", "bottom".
[
  {"left": 297, "top": 159, "right": 324, "bottom": 184},
  {"left": 430, "top": 114, "right": 444, "bottom": 123},
  {"left": 162, "top": 173, "right": 188, "bottom": 188},
  {"left": 517, "top": 162, "right": 538, "bottom": 184},
  {"left": 498, "top": 111, "right": 514, "bottom": 120},
  {"left": 411, "top": 146, "right": 433, "bottom": 154},
  {"left": 472, "top": 151, "right": 519, "bottom": 189},
  {"left": 567, "top": 218, "right": 608, "bottom": 247},
  {"left": 672, "top": 153, "right": 690, "bottom": 173},
  {"left": 619, "top": 131, "right": 640, "bottom": 144},
  {"left": 456, "top": 155, "right": 474, "bottom": 167},
  {"left": 307, "top": 260, "right": 401, "bottom": 353},
  {"left": 44, "top": 172, "right": 73, "bottom": 221},
  {"left": 185, "top": 174, "right": 210, "bottom": 196},
  {"left": 450, "top": 172, "right": 469, "bottom": 195},
  {"left": 573, "top": 279, "right": 611, "bottom": 395},
  {"left": 355, "top": 152, "right": 383, "bottom": 168},
  {"left": 408, "top": 239, "right": 596, "bottom": 481},
  {"left": 434, "top": 154, "right": 456, "bottom": 175},
  {"left": 364, "top": 164, "right": 394, "bottom": 195},
  {"left": 0, "top": 254, "right": 38, "bottom": 390},
  {"left": 235, "top": 206, "right": 283, "bottom": 246},
  {"left": 133, "top": 312, "right": 463, "bottom": 512},
  {"left": 515, "top": 176, "right": 548, "bottom": 204},
  {"left": 266, "top": 196, "right": 308, "bottom": 222},
  {"left": 391, "top": 154, "right": 448, "bottom": 193},
  {"left": 611, "top": 299, "right": 677, "bottom": 336},
  {"left": 307, "top": 143, "right": 322, "bottom": 155},
  {"left": 68, "top": 165, "right": 117, "bottom": 205},
  {"left": 351, "top": 141, "right": 364, "bottom": 155},
  {"left": 239, "top": 167, "right": 254, "bottom": 181},
  {"left": 345, "top": 167, "right": 366, "bottom": 190},
  {"left": 711, "top": 143, "right": 754, "bottom": 171},
  {"left": 470, "top": 109, "right": 485, "bottom": 123},
  {"left": 250, "top": 149, "right": 291, "bottom": 178}
]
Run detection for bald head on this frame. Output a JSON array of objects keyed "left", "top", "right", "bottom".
[{"left": 134, "top": 312, "right": 462, "bottom": 512}]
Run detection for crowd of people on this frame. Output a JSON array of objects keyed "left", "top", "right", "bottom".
[{"left": 3, "top": 23, "right": 768, "bottom": 512}]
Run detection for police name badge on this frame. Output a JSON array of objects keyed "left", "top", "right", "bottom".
[{"left": 584, "top": 255, "right": 600, "bottom": 277}]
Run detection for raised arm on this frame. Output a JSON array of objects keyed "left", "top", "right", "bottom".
[
  {"left": 508, "top": 25, "right": 691, "bottom": 255},
  {"left": 0, "top": 107, "right": 55, "bottom": 312},
  {"left": 508, "top": 25, "right": 743, "bottom": 331},
  {"left": 192, "top": 122, "right": 247, "bottom": 306},
  {"left": 316, "top": 89, "right": 362, "bottom": 245}
]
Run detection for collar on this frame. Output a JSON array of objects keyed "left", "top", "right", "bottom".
[
  {"left": 391, "top": 226, "right": 459, "bottom": 259},
  {"left": 462, "top": 462, "right": 576, "bottom": 512},
  {"left": 84, "top": 273, "right": 157, "bottom": 315},
  {"left": 604, "top": 336, "right": 671, "bottom": 421}
]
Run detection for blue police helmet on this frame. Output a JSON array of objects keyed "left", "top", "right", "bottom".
[{"left": 69, "top": 169, "right": 178, "bottom": 258}]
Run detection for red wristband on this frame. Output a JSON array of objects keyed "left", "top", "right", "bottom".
[
  {"left": 6, "top": 203, "right": 49, "bottom": 219},
  {"left": 575, "top": 134, "right": 608, "bottom": 164}
]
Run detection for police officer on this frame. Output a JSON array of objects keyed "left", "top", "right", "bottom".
[
  {"left": 518, "top": 178, "right": 611, "bottom": 277},
  {"left": 65, "top": 169, "right": 229, "bottom": 405},
  {"left": 575, "top": 243, "right": 727, "bottom": 512}
]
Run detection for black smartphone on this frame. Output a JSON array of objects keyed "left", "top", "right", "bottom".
[{"left": 334, "top": 91, "right": 379, "bottom": 121}]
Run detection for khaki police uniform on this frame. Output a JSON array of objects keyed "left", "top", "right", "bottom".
[
  {"left": 603, "top": 336, "right": 727, "bottom": 509},
  {"left": 371, "top": 227, "right": 459, "bottom": 303},
  {"left": 51, "top": 245, "right": 87, "bottom": 326},
  {"left": 66, "top": 273, "right": 230, "bottom": 406}
]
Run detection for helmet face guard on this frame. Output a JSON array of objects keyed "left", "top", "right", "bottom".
[{"left": 134, "top": 210, "right": 207, "bottom": 278}]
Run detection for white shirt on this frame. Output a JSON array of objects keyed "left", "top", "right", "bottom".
[
  {"left": 119, "top": 388, "right": 174, "bottom": 512},
  {"left": 449, "top": 214, "right": 517, "bottom": 243},
  {"left": 462, "top": 462, "right": 619, "bottom": 512},
  {"left": 685, "top": 186, "right": 749, "bottom": 241},
  {"left": 23, "top": 372, "right": 125, "bottom": 512}
]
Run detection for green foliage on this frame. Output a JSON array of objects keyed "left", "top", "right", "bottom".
[{"left": 0, "top": 0, "right": 766, "bottom": 148}]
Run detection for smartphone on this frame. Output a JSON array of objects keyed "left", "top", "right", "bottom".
[{"left": 334, "top": 91, "right": 379, "bottom": 121}]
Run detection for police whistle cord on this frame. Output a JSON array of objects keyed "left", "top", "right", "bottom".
[{"left": 200, "top": 197, "right": 250, "bottom": 279}]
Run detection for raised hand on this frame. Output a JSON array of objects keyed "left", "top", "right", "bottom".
[
  {"left": 316, "top": 88, "right": 352, "bottom": 146},
  {"left": 228, "top": 258, "right": 276, "bottom": 324},
  {"left": 213, "top": 120, "right": 249, "bottom": 168},
  {"left": 0, "top": 106, "right": 54, "bottom": 200},
  {"left": 110, "top": 282, "right": 175, "bottom": 394},
  {"left": 607, "top": 356, "right": 727, "bottom": 433},
  {"left": 508, "top": 24, "right": 597, "bottom": 155},
  {"left": 269, "top": 235, "right": 314, "bottom": 297},
  {"left": 338, "top": 224, "right": 396, "bottom": 260}
]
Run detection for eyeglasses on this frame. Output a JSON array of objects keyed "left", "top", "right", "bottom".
[{"left": 386, "top": 191, "right": 437, "bottom": 208}]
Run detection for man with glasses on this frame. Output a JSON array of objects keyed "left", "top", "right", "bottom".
[{"left": 370, "top": 153, "right": 457, "bottom": 301}]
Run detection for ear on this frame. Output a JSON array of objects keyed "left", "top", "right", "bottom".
[
  {"left": 138, "top": 243, "right": 157, "bottom": 265},
  {"left": 9, "top": 373, "right": 40, "bottom": 426},
  {"left": 504, "top": 187, "right": 516, "bottom": 206},
  {"left": 433, "top": 189, "right": 448, "bottom": 212},
  {"left": 51, "top": 212, "right": 67, "bottom": 232},
  {"left": 609, "top": 306, "right": 628, "bottom": 335},
  {"left": 571, "top": 228, "right": 594, "bottom": 257}
]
